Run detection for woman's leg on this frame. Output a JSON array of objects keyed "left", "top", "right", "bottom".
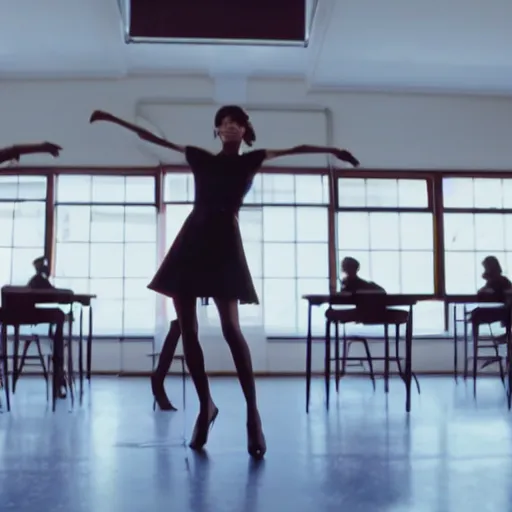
[
  {"left": 214, "top": 298, "right": 265, "bottom": 457},
  {"left": 173, "top": 296, "right": 217, "bottom": 449},
  {"left": 214, "top": 299, "right": 259, "bottom": 414},
  {"left": 151, "top": 319, "right": 181, "bottom": 410}
]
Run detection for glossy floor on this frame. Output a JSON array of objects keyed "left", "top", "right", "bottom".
[{"left": 1, "top": 376, "right": 512, "bottom": 511}]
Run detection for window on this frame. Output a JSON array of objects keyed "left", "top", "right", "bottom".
[
  {"left": 443, "top": 177, "right": 512, "bottom": 294},
  {"left": 337, "top": 177, "right": 443, "bottom": 334},
  {"left": 164, "top": 172, "right": 329, "bottom": 335},
  {"left": 54, "top": 175, "right": 157, "bottom": 336},
  {"left": 164, "top": 172, "right": 330, "bottom": 205},
  {"left": 0, "top": 176, "right": 47, "bottom": 287},
  {"left": 261, "top": 205, "right": 329, "bottom": 335},
  {"left": 5, "top": 168, "right": 512, "bottom": 341}
]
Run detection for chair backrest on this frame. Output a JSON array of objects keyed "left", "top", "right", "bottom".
[
  {"left": 1, "top": 286, "right": 33, "bottom": 311},
  {"left": 349, "top": 290, "right": 389, "bottom": 310},
  {"left": 333, "top": 291, "right": 410, "bottom": 325},
  {"left": 1, "top": 286, "right": 74, "bottom": 307}
]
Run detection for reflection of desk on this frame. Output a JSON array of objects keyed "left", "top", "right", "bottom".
[
  {"left": 445, "top": 293, "right": 512, "bottom": 404},
  {"left": 0, "top": 286, "right": 96, "bottom": 411},
  {"left": 302, "top": 293, "right": 430, "bottom": 414}
]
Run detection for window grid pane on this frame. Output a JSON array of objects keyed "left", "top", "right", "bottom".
[
  {"left": 54, "top": 203, "right": 157, "bottom": 336},
  {"left": 0, "top": 176, "right": 46, "bottom": 285},
  {"left": 0, "top": 175, "right": 47, "bottom": 201},
  {"left": 56, "top": 175, "right": 155, "bottom": 204},
  {"left": 164, "top": 172, "right": 329, "bottom": 205},
  {"left": 164, "top": 169, "right": 330, "bottom": 334},
  {"left": 443, "top": 177, "right": 512, "bottom": 210},
  {"left": 54, "top": 175, "right": 157, "bottom": 336},
  {"left": 164, "top": 201, "right": 329, "bottom": 335},
  {"left": 337, "top": 212, "right": 435, "bottom": 294},
  {"left": 338, "top": 178, "right": 429, "bottom": 209},
  {"left": 0, "top": 171, "right": 495, "bottom": 338},
  {"left": 443, "top": 213, "right": 512, "bottom": 294}
]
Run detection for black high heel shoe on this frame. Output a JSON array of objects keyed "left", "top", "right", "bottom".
[
  {"left": 247, "top": 421, "right": 266, "bottom": 459},
  {"left": 189, "top": 406, "right": 219, "bottom": 451},
  {"left": 151, "top": 374, "right": 178, "bottom": 411}
]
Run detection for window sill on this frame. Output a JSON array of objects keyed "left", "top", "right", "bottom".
[{"left": 266, "top": 332, "right": 499, "bottom": 342}]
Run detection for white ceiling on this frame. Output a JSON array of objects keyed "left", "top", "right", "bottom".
[{"left": 1, "top": 0, "right": 511, "bottom": 94}]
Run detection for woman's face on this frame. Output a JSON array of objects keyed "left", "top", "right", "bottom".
[{"left": 217, "top": 116, "right": 246, "bottom": 143}]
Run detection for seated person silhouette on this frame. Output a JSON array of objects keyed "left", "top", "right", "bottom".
[
  {"left": 471, "top": 255, "right": 512, "bottom": 328},
  {"left": 478, "top": 256, "right": 512, "bottom": 297},
  {"left": 340, "top": 257, "right": 385, "bottom": 293},
  {"left": 25, "top": 256, "right": 66, "bottom": 397},
  {"left": 27, "top": 256, "right": 54, "bottom": 289},
  {"left": 327, "top": 257, "right": 406, "bottom": 325}
]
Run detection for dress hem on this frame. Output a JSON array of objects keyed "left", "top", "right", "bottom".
[{"left": 147, "top": 284, "right": 259, "bottom": 305}]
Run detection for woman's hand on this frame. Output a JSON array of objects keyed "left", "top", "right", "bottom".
[
  {"left": 332, "top": 148, "right": 360, "bottom": 167},
  {"left": 89, "top": 110, "right": 114, "bottom": 123},
  {"left": 40, "top": 142, "right": 62, "bottom": 157}
]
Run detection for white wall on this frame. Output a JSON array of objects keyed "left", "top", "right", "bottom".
[
  {"left": 2, "top": 76, "right": 512, "bottom": 169},
  {"left": 2, "top": 75, "right": 512, "bottom": 374}
]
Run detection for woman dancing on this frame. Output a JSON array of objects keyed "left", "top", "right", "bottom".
[
  {"left": 0, "top": 142, "right": 61, "bottom": 165},
  {"left": 90, "top": 106, "right": 359, "bottom": 458}
]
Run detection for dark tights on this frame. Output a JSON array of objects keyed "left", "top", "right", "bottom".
[
  {"left": 214, "top": 298, "right": 259, "bottom": 417},
  {"left": 173, "top": 296, "right": 259, "bottom": 419}
]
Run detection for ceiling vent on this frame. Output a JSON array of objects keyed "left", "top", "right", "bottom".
[{"left": 118, "top": 0, "right": 318, "bottom": 47}]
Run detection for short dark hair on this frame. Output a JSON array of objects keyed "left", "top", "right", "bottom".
[
  {"left": 214, "top": 105, "right": 256, "bottom": 147},
  {"left": 482, "top": 255, "right": 502, "bottom": 274},
  {"left": 342, "top": 256, "right": 360, "bottom": 272},
  {"left": 33, "top": 256, "right": 47, "bottom": 267}
]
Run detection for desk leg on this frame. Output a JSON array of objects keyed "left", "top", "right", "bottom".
[
  {"left": 1, "top": 324, "right": 10, "bottom": 411},
  {"left": 384, "top": 324, "right": 390, "bottom": 394},
  {"left": 87, "top": 306, "right": 93, "bottom": 381},
  {"left": 453, "top": 304, "right": 458, "bottom": 382},
  {"left": 52, "top": 340, "right": 58, "bottom": 412},
  {"left": 405, "top": 305, "right": 413, "bottom": 413},
  {"left": 463, "top": 305, "right": 469, "bottom": 380},
  {"left": 507, "top": 305, "right": 512, "bottom": 409},
  {"left": 78, "top": 307, "right": 84, "bottom": 401},
  {"left": 324, "top": 320, "right": 331, "bottom": 410},
  {"left": 12, "top": 327, "right": 20, "bottom": 394},
  {"left": 306, "top": 302, "right": 313, "bottom": 414},
  {"left": 67, "top": 309, "right": 74, "bottom": 408}
]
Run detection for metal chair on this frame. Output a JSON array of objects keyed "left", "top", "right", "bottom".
[{"left": 324, "top": 298, "right": 421, "bottom": 409}]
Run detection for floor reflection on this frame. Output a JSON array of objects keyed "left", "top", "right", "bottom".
[{"left": 1, "top": 376, "right": 512, "bottom": 511}]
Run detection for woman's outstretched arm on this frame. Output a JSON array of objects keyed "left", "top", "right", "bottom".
[
  {"left": 0, "top": 146, "right": 19, "bottom": 165},
  {"left": 90, "top": 110, "right": 186, "bottom": 154},
  {"left": 0, "top": 142, "right": 61, "bottom": 166},
  {"left": 263, "top": 145, "right": 360, "bottom": 167}
]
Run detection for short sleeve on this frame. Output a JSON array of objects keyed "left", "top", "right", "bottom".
[
  {"left": 185, "top": 146, "right": 212, "bottom": 172},
  {"left": 242, "top": 149, "right": 267, "bottom": 175}
]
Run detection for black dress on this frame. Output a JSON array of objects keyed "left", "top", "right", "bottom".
[{"left": 148, "top": 146, "right": 267, "bottom": 304}]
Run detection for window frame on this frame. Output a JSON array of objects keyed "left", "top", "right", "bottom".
[
  {"left": 440, "top": 175, "right": 512, "bottom": 326},
  {"left": 0, "top": 174, "right": 48, "bottom": 285},
  {"left": 51, "top": 171, "right": 161, "bottom": 338},
  {"left": 163, "top": 167, "right": 331, "bottom": 335},
  {"left": 3, "top": 164, "right": 512, "bottom": 339},
  {"left": 335, "top": 171, "right": 437, "bottom": 296}
]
